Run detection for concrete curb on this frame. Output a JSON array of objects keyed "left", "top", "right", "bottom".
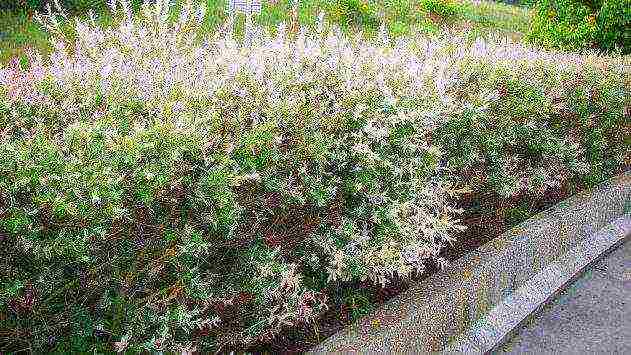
[
  {"left": 309, "top": 171, "right": 631, "bottom": 354},
  {"left": 442, "top": 216, "right": 631, "bottom": 354}
]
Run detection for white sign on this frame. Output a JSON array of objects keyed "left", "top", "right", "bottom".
[{"left": 227, "top": 0, "right": 262, "bottom": 15}]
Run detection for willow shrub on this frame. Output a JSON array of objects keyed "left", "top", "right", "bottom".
[
  {"left": 0, "top": 0, "right": 465, "bottom": 352},
  {"left": 433, "top": 38, "right": 629, "bottom": 198},
  {"left": 1, "top": 0, "right": 629, "bottom": 353}
]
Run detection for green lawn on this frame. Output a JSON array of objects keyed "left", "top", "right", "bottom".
[
  {"left": 460, "top": 0, "right": 531, "bottom": 40},
  {"left": 0, "top": 0, "right": 533, "bottom": 65}
]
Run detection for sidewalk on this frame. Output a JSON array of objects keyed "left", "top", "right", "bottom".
[{"left": 497, "top": 239, "right": 631, "bottom": 354}]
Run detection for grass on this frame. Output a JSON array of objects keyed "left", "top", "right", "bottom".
[
  {"left": 0, "top": 5, "right": 116, "bottom": 64},
  {"left": 0, "top": 9, "right": 50, "bottom": 64},
  {"left": 0, "top": 0, "right": 533, "bottom": 65},
  {"left": 460, "top": 0, "right": 531, "bottom": 40}
]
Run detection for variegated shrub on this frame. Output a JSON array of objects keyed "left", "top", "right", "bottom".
[
  {"left": 0, "top": 0, "right": 628, "bottom": 353},
  {"left": 0, "top": 0, "right": 466, "bottom": 352}
]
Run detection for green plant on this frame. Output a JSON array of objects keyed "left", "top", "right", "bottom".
[
  {"left": 433, "top": 49, "right": 628, "bottom": 200},
  {"left": 0, "top": 1, "right": 464, "bottom": 352},
  {"left": 505, "top": 204, "right": 532, "bottom": 226},
  {"left": 419, "top": 0, "right": 465, "bottom": 21},
  {"left": 342, "top": 289, "right": 375, "bottom": 321},
  {"left": 595, "top": 0, "right": 631, "bottom": 52},
  {"left": 1, "top": 1, "right": 628, "bottom": 353},
  {"left": 0, "top": 0, "right": 149, "bottom": 12},
  {"left": 327, "top": 0, "right": 380, "bottom": 28},
  {"left": 527, "top": 0, "right": 630, "bottom": 53}
]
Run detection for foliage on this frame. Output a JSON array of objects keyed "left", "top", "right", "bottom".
[
  {"left": 0, "top": 0, "right": 539, "bottom": 66},
  {"left": 326, "top": 0, "right": 380, "bottom": 29},
  {"left": 0, "top": 0, "right": 465, "bottom": 352},
  {"left": 493, "top": 0, "right": 536, "bottom": 6},
  {"left": 0, "top": 0, "right": 628, "bottom": 353},
  {"left": 419, "top": 0, "right": 467, "bottom": 21},
  {"left": 433, "top": 38, "right": 628, "bottom": 198},
  {"left": 0, "top": 0, "right": 146, "bottom": 13},
  {"left": 505, "top": 203, "right": 533, "bottom": 226},
  {"left": 527, "top": 0, "right": 631, "bottom": 53}
]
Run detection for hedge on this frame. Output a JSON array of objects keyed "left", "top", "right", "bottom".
[{"left": 0, "top": 0, "right": 628, "bottom": 352}]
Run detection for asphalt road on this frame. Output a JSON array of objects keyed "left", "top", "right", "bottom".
[{"left": 497, "top": 239, "right": 631, "bottom": 354}]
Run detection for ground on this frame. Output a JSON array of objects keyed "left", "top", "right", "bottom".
[{"left": 499, "top": 239, "right": 631, "bottom": 354}]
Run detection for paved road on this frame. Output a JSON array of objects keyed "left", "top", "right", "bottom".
[{"left": 497, "top": 239, "right": 631, "bottom": 354}]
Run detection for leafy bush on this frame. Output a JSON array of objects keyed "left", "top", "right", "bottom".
[
  {"left": 0, "top": 1, "right": 628, "bottom": 353},
  {"left": 384, "top": 0, "right": 414, "bottom": 19},
  {"left": 418, "top": 0, "right": 467, "bottom": 22},
  {"left": 327, "top": 0, "right": 380, "bottom": 28},
  {"left": 0, "top": 0, "right": 464, "bottom": 352},
  {"left": 436, "top": 38, "right": 628, "bottom": 198},
  {"left": 527, "top": 0, "right": 631, "bottom": 53}
]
